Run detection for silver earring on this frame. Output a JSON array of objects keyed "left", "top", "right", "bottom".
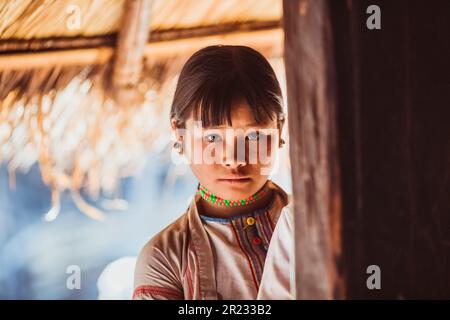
[{"left": 173, "top": 141, "right": 183, "bottom": 153}]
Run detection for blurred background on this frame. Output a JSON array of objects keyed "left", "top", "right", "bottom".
[{"left": 0, "top": 0, "right": 291, "bottom": 299}]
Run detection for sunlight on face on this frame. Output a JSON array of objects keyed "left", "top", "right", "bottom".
[{"left": 180, "top": 100, "right": 280, "bottom": 200}]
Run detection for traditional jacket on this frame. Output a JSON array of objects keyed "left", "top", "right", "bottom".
[{"left": 133, "top": 180, "right": 289, "bottom": 300}]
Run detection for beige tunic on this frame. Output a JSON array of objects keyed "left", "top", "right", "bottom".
[
  {"left": 133, "top": 180, "right": 289, "bottom": 300},
  {"left": 257, "top": 203, "right": 294, "bottom": 299}
]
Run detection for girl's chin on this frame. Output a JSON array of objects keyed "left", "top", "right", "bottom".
[{"left": 215, "top": 179, "right": 256, "bottom": 194}]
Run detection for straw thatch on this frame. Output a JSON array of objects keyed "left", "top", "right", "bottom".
[
  {"left": 0, "top": 0, "right": 281, "bottom": 38},
  {"left": 0, "top": 0, "right": 283, "bottom": 219}
]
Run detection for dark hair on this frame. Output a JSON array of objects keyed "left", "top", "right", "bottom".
[{"left": 170, "top": 45, "right": 284, "bottom": 128}]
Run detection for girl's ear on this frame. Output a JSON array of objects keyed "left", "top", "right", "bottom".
[
  {"left": 171, "top": 118, "right": 181, "bottom": 139},
  {"left": 170, "top": 118, "right": 178, "bottom": 130},
  {"left": 277, "top": 127, "right": 285, "bottom": 148},
  {"left": 171, "top": 118, "right": 185, "bottom": 154}
]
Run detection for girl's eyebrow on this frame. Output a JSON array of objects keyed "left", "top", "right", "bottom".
[{"left": 203, "top": 122, "right": 273, "bottom": 129}]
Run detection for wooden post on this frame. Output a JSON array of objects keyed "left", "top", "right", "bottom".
[
  {"left": 283, "top": 0, "right": 344, "bottom": 299},
  {"left": 112, "top": 0, "right": 152, "bottom": 105}
]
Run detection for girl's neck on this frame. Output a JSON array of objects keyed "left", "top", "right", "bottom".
[{"left": 197, "top": 187, "right": 274, "bottom": 219}]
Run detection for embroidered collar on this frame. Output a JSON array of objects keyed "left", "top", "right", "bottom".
[{"left": 199, "top": 196, "right": 275, "bottom": 223}]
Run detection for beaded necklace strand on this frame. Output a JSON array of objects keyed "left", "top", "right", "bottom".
[{"left": 198, "top": 184, "right": 268, "bottom": 207}]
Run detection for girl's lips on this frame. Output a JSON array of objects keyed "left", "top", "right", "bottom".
[{"left": 218, "top": 178, "right": 252, "bottom": 184}]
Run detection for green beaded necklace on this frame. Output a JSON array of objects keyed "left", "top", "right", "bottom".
[{"left": 198, "top": 184, "right": 268, "bottom": 207}]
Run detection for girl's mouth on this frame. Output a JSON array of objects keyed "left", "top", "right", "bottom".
[{"left": 218, "top": 177, "right": 252, "bottom": 184}]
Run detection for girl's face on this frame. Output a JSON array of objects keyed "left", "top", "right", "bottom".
[{"left": 175, "top": 100, "right": 281, "bottom": 200}]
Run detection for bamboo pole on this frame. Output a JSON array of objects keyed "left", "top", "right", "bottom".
[
  {"left": 0, "top": 47, "right": 113, "bottom": 70},
  {"left": 143, "top": 28, "right": 283, "bottom": 60},
  {"left": 112, "top": 0, "right": 152, "bottom": 104}
]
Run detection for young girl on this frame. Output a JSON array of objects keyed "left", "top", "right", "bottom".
[{"left": 133, "top": 45, "right": 291, "bottom": 300}]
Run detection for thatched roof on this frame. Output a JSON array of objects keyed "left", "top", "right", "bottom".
[
  {"left": 0, "top": 0, "right": 284, "bottom": 219},
  {"left": 0, "top": 0, "right": 281, "bottom": 38}
]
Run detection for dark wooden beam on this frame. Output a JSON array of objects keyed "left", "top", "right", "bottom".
[
  {"left": 147, "top": 20, "right": 280, "bottom": 42},
  {"left": 0, "top": 36, "right": 114, "bottom": 53},
  {"left": 283, "top": 0, "right": 344, "bottom": 299},
  {"left": 0, "top": 28, "right": 282, "bottom": 71},
  {"left": 0, "top": 20, "right": 280, "bottom": 54}
]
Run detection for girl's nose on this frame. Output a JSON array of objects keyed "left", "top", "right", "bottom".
[
  {"left": 224, "top": 158, "right": 246, "bottom": 169},
  {"left": 222, "top": 137, "right": 247, "bottom": 168}
]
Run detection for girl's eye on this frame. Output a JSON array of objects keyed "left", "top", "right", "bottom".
[{"left": 204, "top": 133, "right": 222, "bottom": 143}]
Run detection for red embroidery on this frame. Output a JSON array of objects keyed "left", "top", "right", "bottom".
[
  {"left": 229, "top": 222, "right": 260, "bottom": 291},
  {"left": 267, "top": 212, "right": 275, "bottom": 230},
  {"left": 132, "top": 285, "right": 183, "bottom": 300},
  {"left": 192, "top": 249, "right": 202, "bottom": 297}
]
